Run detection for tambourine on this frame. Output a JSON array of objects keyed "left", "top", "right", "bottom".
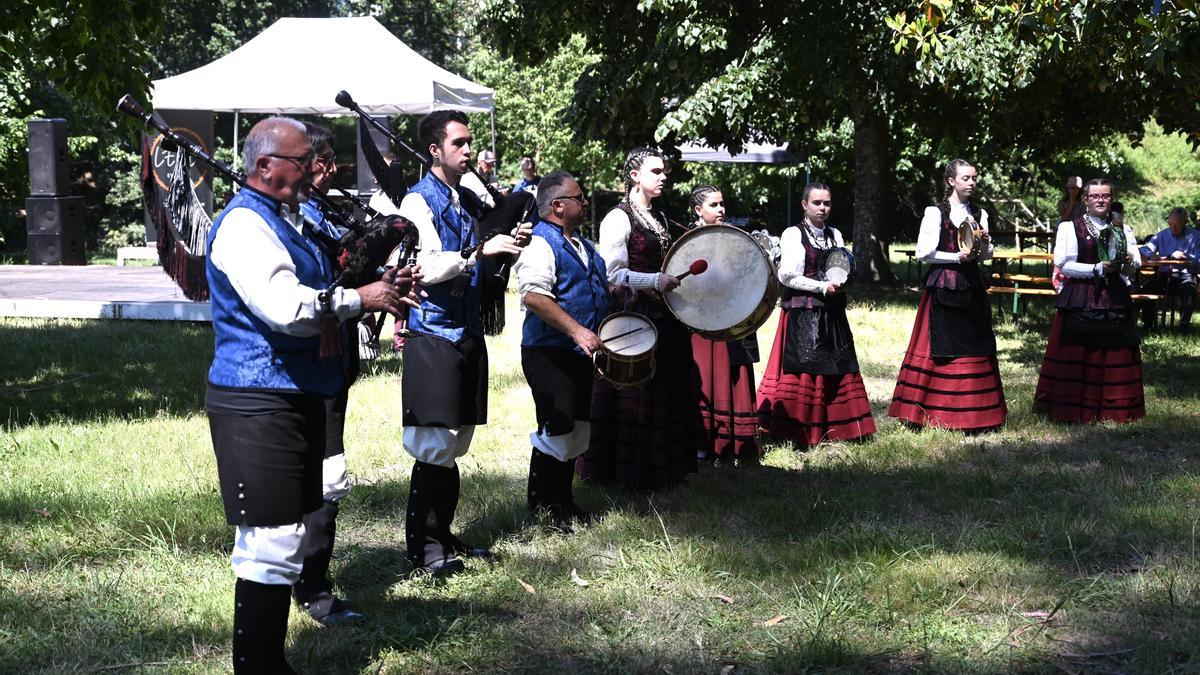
[{"left": 820, "top": 247, "right": 855, "bottom": 286}]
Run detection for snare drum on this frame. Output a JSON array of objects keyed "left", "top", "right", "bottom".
[
  {"left": 594, "top": 312, "right": 658, "bottom": 389},
  {"left": 661, "top": 225, "right": 779, "bottom": 341}
]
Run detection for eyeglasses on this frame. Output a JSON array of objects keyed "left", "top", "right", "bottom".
[
  {"left": 314, "top": 153, "right": 337, "bottom": 168},
  {"left": 556, "top": 193, "right": 588, "bottom": 206},
  {"left": 1086, "top": 193, "right": 1113, "bottom": 201},
  {"left": 268, "top": 152, "right": 316, "bottom": 169}
]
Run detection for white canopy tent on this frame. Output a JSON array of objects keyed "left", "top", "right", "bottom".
[
  {"left": 151, "top": 16, "right": 493, "bottom": 114},
  {"left": 150, "top": 16, "right": 494, "bottom": 170},
  {"left": 678, "top": 140, "right": 806, "bottom": 225},
  {"left": 678, "top": 141, "right": 796, "bottom": 165}
]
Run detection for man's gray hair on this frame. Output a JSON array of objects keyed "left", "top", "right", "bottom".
[
  {"left": 536, "top": 171, "right": 576, "bottom": 218},
  {"left": 242, "top": 117, "right": 306, "bottom": 172}
]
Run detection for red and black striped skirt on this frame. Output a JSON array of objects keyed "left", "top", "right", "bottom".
[
  {"left": 888, "top": 292, "right": 1007, "bottom": 430},
  {"left": 1033, "top": 312, "right": 1145, "bottom": 423},
  {"left": 692, "top": 334, "right": 761, "bottom": 459},
  {"left": 757, "top": 312, "right": 876, "bottom": 446}
]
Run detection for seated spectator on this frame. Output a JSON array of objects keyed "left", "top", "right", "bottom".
[
  {"left": 1139, "top": 207, "right": 1200, "bottom": 334},
  {"left": 512, "top": 156, "right": 541, "bottom": 196}
]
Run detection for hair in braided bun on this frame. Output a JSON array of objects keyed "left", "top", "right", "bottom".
[{"left": 622, "top": 147, "right": 666, "bottom": 196}]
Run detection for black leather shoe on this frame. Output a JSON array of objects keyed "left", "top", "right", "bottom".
[
  {"left": 445, "top": 534, "right": 495, "bottom": 561},
  {"left": 419, "top": 556, "right": 466, "bottom": 578},
  {"left": 297, "top": 591, "right": 366, "bottom": 625}
]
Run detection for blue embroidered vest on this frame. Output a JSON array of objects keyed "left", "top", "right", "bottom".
[
  {"left": 407, "top": 172, "right": 484, "bottom": 341},
  {"left": 521, "top": 222, "right": 609, "bottom": 353},
  {"left": 300, "top": 199, "right": 340, "bottom": 241},
  {"left": 206, "top": 188, "right": 343, "bottom": 396}
]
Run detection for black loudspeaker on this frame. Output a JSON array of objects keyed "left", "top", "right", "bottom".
[
  {"left": 26, "top": 196, "right": 86, "bottom": 265},
  {"left": 27, "top": 234, "right": 86, "bottom": 265},
  {"left": 25, "top": 195, "right": 83, "bottom": 235},
  {"left": 28, "top": 119, "right": 70, "bottom": 196}
]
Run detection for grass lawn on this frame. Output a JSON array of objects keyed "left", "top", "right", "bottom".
[{"left": 2, "top": 287, "right": 1199, "bottom": 674}]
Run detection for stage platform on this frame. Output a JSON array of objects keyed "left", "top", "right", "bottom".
[{"left": 0, "top": 265, "right": 210, "bottom": 322}]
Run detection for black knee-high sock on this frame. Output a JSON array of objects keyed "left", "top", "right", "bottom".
[
  {"left": 294, "top": 500, "right": 338, "bottom": 603},
  {"left": 233, "top": 578, "right": 295, "bottom": 674},
  {"left": 527, "top": 448, "right": 556, "bottom": 513}
]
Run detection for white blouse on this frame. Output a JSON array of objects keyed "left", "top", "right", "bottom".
[
  {"left": 778, "top": 224, "right": 846, "bottom": 295},
  {"left": 597, "top": 207, "right": 664, "bottom": 290},
  {"left": 915, "top": 203, "right": 993, "bottom": 264},
  {"left": 1053, "top": 219, "right": 1141, "bottom": 279}
]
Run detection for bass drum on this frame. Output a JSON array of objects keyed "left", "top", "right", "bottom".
[{"left": 662, "top": 225, "right": 779, "bottom": 341}]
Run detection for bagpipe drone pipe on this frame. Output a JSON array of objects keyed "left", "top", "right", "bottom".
[
  {"left": 337, "top": 90, "right": 536, "bottom": 335},
  {"left": 116, "top": 95, "right": 417, "bottom": 301}
]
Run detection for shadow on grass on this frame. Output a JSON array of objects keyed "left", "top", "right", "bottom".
[
  {"left": 0, "top": 484, "right": 228, "bottom": 565},
  {"left": 0, "top": 319, "right": 212, "bottom": 429}
]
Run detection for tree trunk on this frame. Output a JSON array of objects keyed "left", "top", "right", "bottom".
[{"left": 850, "top": 95, "right": 898, "bottom": 284}]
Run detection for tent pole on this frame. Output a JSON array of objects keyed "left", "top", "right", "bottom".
[
  {"left": 490, "top": 109, "right": 497, "bottom": 161},
  {"left": 787, "top": 174, "right": 793, "bottom": 227},
  {"left": 232, "top": 110, "right": 240, "bottom": 172}
]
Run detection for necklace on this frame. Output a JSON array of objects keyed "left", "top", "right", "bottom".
[
  {"left": 626, "top": 198, "right": 670, "bottom": 243},
  {"left": 806, "top": 219, "right": 830, "bottom": 250},
  {"left": 1084, "top": 214, "right": 1108, "bottom": 239}
]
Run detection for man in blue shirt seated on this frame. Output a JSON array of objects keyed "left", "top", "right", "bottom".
[
  {"left": 512, "top": 156, "right": 541, "bottom": 196},
  {"left": 1140, "top": 207, "right": 1200, "bottom": 334}
]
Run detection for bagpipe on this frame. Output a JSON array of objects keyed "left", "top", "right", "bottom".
[
  {"left": 116, "top": 95, "right": 418, "bottom": 300},
  {"left": 1097, "top": 219, "right": 1131, "bottom": 273},
  {"left": 335, "top": 90, "right": 536, "bottom": 335}
]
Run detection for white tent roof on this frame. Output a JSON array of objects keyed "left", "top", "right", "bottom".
[
  {"left": 150, "top": 17, "right": 493, "bottom": 114},
  {"left": 678, "top": 140, "right": 796, "bottom": 164}
]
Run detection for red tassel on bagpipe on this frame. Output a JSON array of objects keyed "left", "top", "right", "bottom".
[{"left": 319, "top": 312, "right": 343, "bottom": 359}]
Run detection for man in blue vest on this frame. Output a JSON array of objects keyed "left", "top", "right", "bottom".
[
  {"left": 207, "top": 117, "right": 414, "bottom": 673},
  {"left": 514, "top": 171, "right": 608, "bottom": 531},
  {"left": 393, "top": 110, "right": 530, "bottom": 575}
]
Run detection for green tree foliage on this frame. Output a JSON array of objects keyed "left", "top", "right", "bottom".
[
  {"left": 461, "top": 35, "right": 622, "bottom": 231},
  {"left": 476, "top": 0, "right": 1200, "bottom": 282},
  {"left": 0, "top": 0, "right": 163, "bottom": 249},
  {"left": 0, "top": 0, "right": 464, "bottom": 252}
]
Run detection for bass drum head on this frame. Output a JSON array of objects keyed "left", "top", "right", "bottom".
[
  {"left": 663, "top": 226, "right": 773, "bottom": 337},
  {"left": 597, "top": 312, "right": 657, "bottom": 356}
]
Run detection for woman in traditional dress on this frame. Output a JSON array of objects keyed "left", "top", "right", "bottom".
[
  {"left": 888, "top": 159, "right": 1007, "bottom": 431},
  {"left": 1034, "top": 178, "right": 1144, "bottom": 423},
  {"left": 687, "top": 185, "right": 762, "bottom": 465},
  {"left": 577, "top": 148, "right": 702, "bottom": 489},
  {"left": 757, "top": 183, "right": 876, "bottom": 445}
]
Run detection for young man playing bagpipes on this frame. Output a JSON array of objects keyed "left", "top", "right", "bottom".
[{"left": 390, "top": 111, "right": 532, "bottom": 576}]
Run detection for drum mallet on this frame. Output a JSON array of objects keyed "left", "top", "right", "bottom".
[{"left": 675, "top": 259, "right": 708, "bottom": 281}]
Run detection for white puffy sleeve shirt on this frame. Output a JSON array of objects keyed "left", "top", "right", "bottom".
[
  {"left": 393, "top": 190, "right": 476, "bottom": 286},
  {"left": 915, "top": 204, "right": 993, "bottom": 264},
  {"left": 777, "top": 225, "right": 845, "bottom": 295},
  {"left": 1054, "top": 220, "right": 1141, "bottom": 278},
  {"left": 209, "top": 203, "right": 361, "bottom": 336}
]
